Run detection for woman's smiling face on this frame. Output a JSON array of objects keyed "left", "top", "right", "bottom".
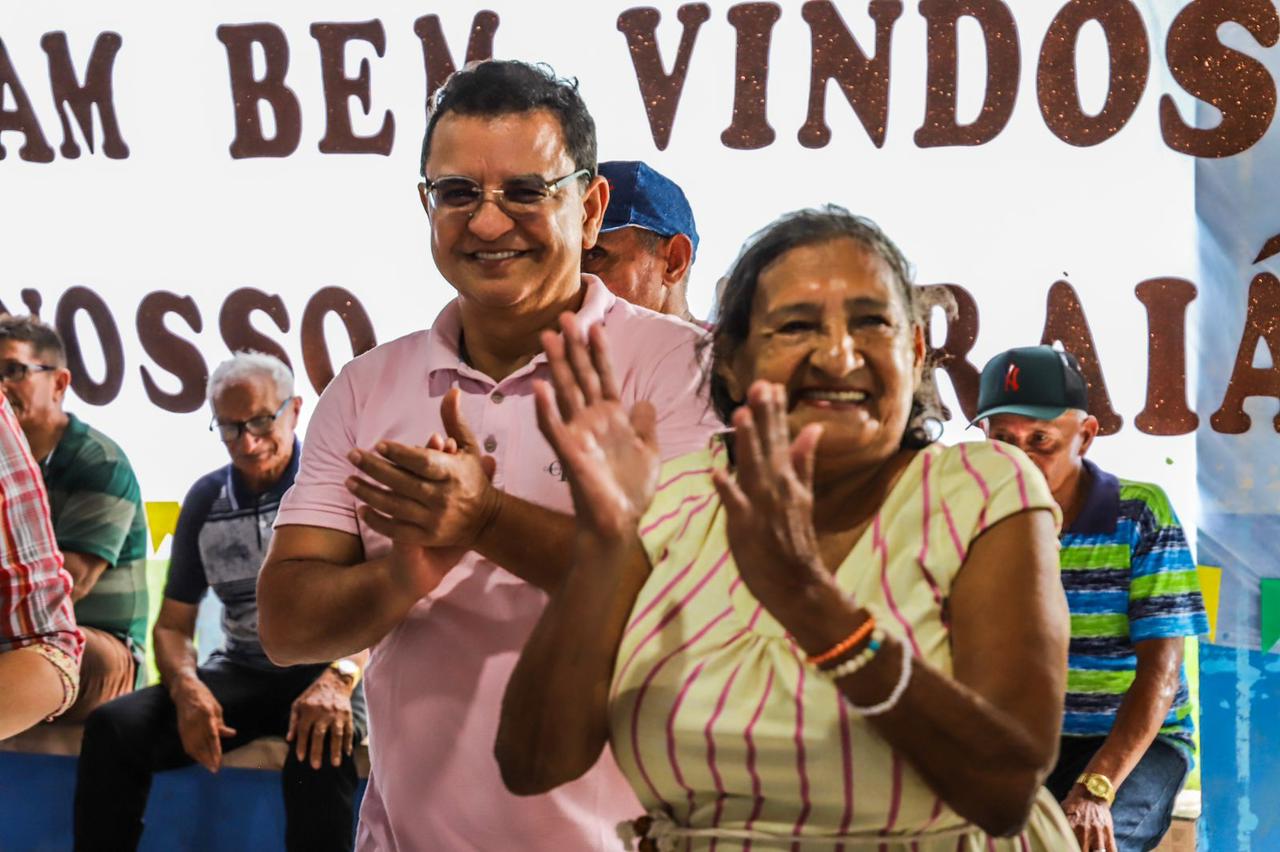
[{"left": 724, "top": 237, "right": 924, "bottom": 467}]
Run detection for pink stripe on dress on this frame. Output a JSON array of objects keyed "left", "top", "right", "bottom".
[
  {"left": 630, "top": 605, "right": 735, "bottom": 809},
  {"left": 705, "top": 658, "right": 748, "bottom": 850},
  {"left": 641, "top": 492, "right": 711, "bottom": 537},
  {"left": 742, "top": 668, "right": 777, "bottom": 851},
  {"left": 988, "top": 442, "right": 1030, "bottom": 510},
  {"left": 915, "top": 453, "right": 944, "bottom": 611},
  {"left": 958, "top": 443, "right": 992, "bottom": 531},
  {"left": 874, "top": 516, "right": 923, "bottom": 658},
  {"left": 941, "top": 499, "right": 966, "bottom": 562},
  {"left": 790, "top": 650, "right": 812, "bottom": 851},
  {"left": 882, "top": 751, "right": 904, "bottom": 834},
  {"left": 836, "top": 692, "right": 854, "bottom": 849},
  {"left": 626, "top": 493, "right": 718, "bottom": 636},
  {"left": 617, "top": 546, "right": 729, "bottom": 697},
  {"left": 656, "top": 465, "right": 715, "bottom": 492},
  {"left": 667, "top": 658, "right": 711, "bottom": 819}
]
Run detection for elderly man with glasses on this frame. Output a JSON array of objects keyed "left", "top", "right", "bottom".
[
  {"left": 74, "top": 352, "right": 367, "bottom": 852},
  {"left": 257, "top": 60, "right": 719, "bottom": 850},
  {"left": 0, "top": 315, "right": 146, "bottom": 722}
]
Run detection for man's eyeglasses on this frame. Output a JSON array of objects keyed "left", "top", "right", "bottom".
[
  {"left": 418, "top": 169, "right": 590, "bottom": 218},
  {"left": 0, "top": 360, "right": 57, "bottom": 383},
  {"left": 211, "top": 398, "right": 293, "bottom": 442}
]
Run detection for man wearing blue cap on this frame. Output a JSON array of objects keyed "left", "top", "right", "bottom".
[
  {"left": 585, "top": 160, "right": 698, "bottom": 322},
  {"left": 974, "top": 345, "right": 1208, "bottom": 852}
]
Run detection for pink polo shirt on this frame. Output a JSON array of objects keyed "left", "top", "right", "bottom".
[{"left": 276, "top": 276, "right": 721, "bottom": 851}]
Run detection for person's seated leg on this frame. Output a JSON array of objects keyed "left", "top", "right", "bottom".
[
  {"left": 257, "top": 666, "right": 359, "bottom": 852},
  {"left": 1109, "top": 738, "right": 1190, "bottom": 852},
  {"left": 0, "top": 646, "right": 70, "bottom": 739},
  {"left": 74, "top": 684, "right": 188, "bottom": 852},
  {"left": 57, "top": 625, "right": 136, "bottom": 724},
  {"left": 73, "top": 657, "right": 266, "bottom": 852}
]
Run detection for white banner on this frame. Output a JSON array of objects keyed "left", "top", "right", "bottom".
[{"left": 7, "top": 0, "right": 1251, "bottom": 527}]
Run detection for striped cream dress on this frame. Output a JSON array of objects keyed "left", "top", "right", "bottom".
[{"left": 608, "top": 438, "right": 1078, "bottom": 851}]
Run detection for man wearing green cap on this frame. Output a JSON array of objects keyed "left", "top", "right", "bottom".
[{"left": 974, "top": 345, "right": 1208, "bottom": 852}]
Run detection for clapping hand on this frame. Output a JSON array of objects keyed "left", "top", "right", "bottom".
[
  {"left": 346, "top": 392, "right": 498, "bottom": 598},
  {"left": 533, "top": 312, "right": 660, "bottom": 543},
  {"left": 711, "top": 381, "right": 831, "bottom": 620}
]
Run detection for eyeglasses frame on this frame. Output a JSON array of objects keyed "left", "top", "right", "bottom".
[
  {"left": 0, "top": 361, "right": 58, "bottom": 384},
  {"left": 210, "top": 397, "right": 294, "bottom": 443},
  {"left": 418, "top": 168, "right": 592, "bottom": 218}
]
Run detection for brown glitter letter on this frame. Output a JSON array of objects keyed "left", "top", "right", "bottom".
[
  {"left": 40, "top": 31, "right": 130, "bottom": 159},
  {"left": 918, "top": 283, "right": 982, "bottom": 421},
  {"left": 1037, "top": 0, "right": 1149, "bottom": 147},
  {"left": 617, "top": 4, "right": 712, "bottom": 151},
  {"left": 311, "top": 21, "right": 395, "bottom": 155},
  {"left": 1134, "top": 277, "right": 1198, "bottom": 435},
  {"left": 137, "top": 292, "right": 209, "bottom": 414},
  {"left": 1160, "top": 0, "right": 1278, "bottom": 158},
  {"left": 301, "top": 287, "right": 378, "bottom": 395},
  {"left": 219, "top": 288, "right": 293, "bottom": 372},
  {"left": 55, "top": 287, "right": 126, "bottom": 406},
  {"left": 798, "top": 0, "right": 903, "bottom": 149},
  {"left": 413, "top": 12, "right": 499, "bottom": 106},
  {"left": 0, "top": 36, "right": 55, "bottom": 162},
  {"left": 1211, "top": 271, "right": 1280, "bottom": 433},
  {"left": 216, "top": 24, "right": 303, "bottom": 159},
  {"left": 1040, "top": 280, "right": 1122, "bottom": 435},
  {"left": 914, "top": 0, "right": 1020, "bottom": 148},
  {"left": 721, "top": 3, "right": 781, "bottom": 150}
]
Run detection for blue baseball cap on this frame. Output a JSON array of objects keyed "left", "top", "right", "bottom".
[{"left": 598, "top": 161, "right": 699, "bottom": 259}]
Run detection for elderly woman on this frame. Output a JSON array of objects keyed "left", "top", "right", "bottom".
[{"left": 497, "top": 207, "right": 1077, "bottom": 850}]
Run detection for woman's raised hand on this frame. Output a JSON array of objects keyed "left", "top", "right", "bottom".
[
  {"left": 534, "top": 312, "right": 661, "bottom": 542},
  {"left": 712, "top": 381, "right": 830, "bottom": 614}
]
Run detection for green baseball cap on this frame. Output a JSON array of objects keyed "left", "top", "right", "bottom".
[{"left": 972, "top": 345, "right": 1089, "bottom": 424}]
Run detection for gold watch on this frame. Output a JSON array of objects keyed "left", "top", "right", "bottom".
[
  {"left": 329, "top": 658, "right": 362, "bottom": 688},
  {"left": 1076, "top": 772, "right": 1116, "bottom": 805}
]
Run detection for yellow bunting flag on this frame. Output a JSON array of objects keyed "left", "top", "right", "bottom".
[
  {"left": 144, "top": 501, "right": 181, "bottom": 553},
  {"left": 1196, "top": 566, "right": 1222, "bottom": 644}
]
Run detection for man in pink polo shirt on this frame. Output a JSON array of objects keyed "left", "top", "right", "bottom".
[{"left": 257, "top": 60, "right": 719, "bottom": 850}]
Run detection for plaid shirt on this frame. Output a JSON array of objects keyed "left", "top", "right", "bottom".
[{"left": 0, "top": 396, "right": 83, "bottom": 663}]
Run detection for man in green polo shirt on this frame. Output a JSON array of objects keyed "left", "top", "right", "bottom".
[{"left": 0, "top": 316, "right": 147, "bottom": 721}]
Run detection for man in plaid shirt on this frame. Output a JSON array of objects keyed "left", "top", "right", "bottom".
[{"left": 0, "top": 393, "right": 83, "bottom": 738}]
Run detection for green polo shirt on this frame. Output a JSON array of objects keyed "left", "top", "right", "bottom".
[{"left": 42, "top": 413, "right": 148, "bottom": 655}]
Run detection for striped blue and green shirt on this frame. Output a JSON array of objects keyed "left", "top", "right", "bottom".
[{"left": 1059, "top": 460, "right": 1208, "bottom": 752}]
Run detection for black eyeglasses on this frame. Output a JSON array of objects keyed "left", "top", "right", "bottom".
[
  {"left": 418, "top": 169, "right": 590, "bottom": 217},
  {"left": 0, "top": 360, "right": 57, "bottom": 383},
  {"left": 211, "top": 398, "right": 293, "bottom": 442}
]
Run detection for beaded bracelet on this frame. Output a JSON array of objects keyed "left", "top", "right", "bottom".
[
  {"left": 818, "top": 628, "right": 885, "bottom": 681},
  {"left": 805, "top": 617, "right": 876, "bottom": 667},
  {"left": 847, "top": 642, "right": 913, "bottom": 717}
]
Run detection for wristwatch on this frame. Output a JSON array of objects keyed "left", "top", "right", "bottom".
[
  {"left": 1076, "top": 772, "right": 1116, "bottom": 805},
  {"left": 329, "top": 658, "right": 362, "bottom": 688}
]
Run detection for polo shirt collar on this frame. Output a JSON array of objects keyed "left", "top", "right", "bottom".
[
  {"left": 424, "top": 275, "right": 616, "bottom": 383},
  {"left": 1066, "top": 457, "right": 1120, "bottom": 536}
]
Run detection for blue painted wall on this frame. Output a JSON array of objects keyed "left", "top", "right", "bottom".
[
  {"left": 1198, "top": 642, "right": 1280, "bottom": 850},
  {"left": 0, "top": 751, "right": 365, "bottom": 851}
]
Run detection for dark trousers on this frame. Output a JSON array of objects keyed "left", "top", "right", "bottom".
[
  {"left": 1046, "top": 736, "right": 1191, "bottom": 852},
  {"left": 73, "top": 656, "right": 361, "bottom": 852}
]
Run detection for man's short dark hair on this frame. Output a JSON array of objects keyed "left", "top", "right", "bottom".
[
  {"left": 419, "top": 60, "right": 597, "bottom": 181},
  {"left": 0, "top": 315, "right": 66, "bottom": 367}
]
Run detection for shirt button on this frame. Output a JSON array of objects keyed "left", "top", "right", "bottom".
[
  {"left": 491, "top": 391, "right": 505, "bottom": 404},
  {"left": 483, "top": 435, "right": 498, "bottom": 453}
]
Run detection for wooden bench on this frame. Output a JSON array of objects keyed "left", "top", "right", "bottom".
[{"left": 0, "top": 722, "right": 371, "bottom": 776}]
